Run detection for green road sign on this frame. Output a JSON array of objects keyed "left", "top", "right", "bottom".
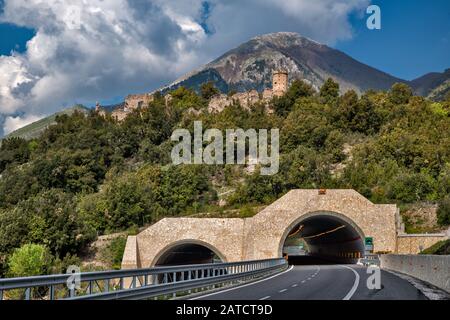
[
  {"left": 365, "top": 237, "right": 374, "bottom": 253},
  {"left": 365, "top": 237, "right": 373, "bottom": 246}
]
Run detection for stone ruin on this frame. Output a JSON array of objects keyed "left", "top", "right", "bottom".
[
  {"left": 207, "top": 69, "right": 288, "bottom": 113},
  {"left": 98, "top": 69, "right": 289, "bottom": 121},
  {"left": 108, "top": 93, "right": 155, "bottom": 121}
]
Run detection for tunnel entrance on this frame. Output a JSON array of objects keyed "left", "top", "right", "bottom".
[
  {"left": 282, "top": 212, "right": 365, "bottom": 265},
  {"left": 153, "top": 242, "right": 224, "bottom": 283},
  {"left": 154, "top": 243, "right": 223, "bottom": 267}
]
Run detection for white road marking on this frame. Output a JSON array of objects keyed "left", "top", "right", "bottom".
[
  {"left": 279, "top": 289, "right": 287, "bottom": 293},
  {"left": 259, "top": 295, "right": 271, "bottom": 300},
  {"left": 189, "top": 265, "right": 294, "bottom": 300},
  {"left": 301, "top": 280, "right": 306, "bottom": 283},
  {"left": 292, "top": 284, "right": 298, "bottom": 287},
  {"left": 340, "top": 265, "right": 360, "bottom": 300}
]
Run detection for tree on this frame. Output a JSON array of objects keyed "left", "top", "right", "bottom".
[
  {"left": 8, "top": 244, "right": 52, "bottom": 277},
  {"left": 170, "top": 86, "right": 206, "bottom": 111},
  {"left": 287, "top": 79, "right": 315, "bottom": 99},
  {"left": 77, "top": 164, "right": 216, "bottom": 233},
  {"left": 389, "top": 83, "right": 413, "bottom": 104},
  {"left": 0, "top": 137, "right": 31, "bottom": 172},
  {"left": 349, "top": 95, "right": 381, "bottom": 134},
  {"left": 388, "top": 172, "right": 437, "bottom": 203},
  {"left": 437, "top": 197, "right": 450, "bottom": 226},
  {"left": 273, "top": 80, "right": 316, "bottom": 116},
  {"left": 100, "top": 236, "right": 127, "bottom": 270},
  {"left": 332, "top": 89, "right": 360, "bottom": 130},
  {"left": 0, "top": 189, "right": 93, "bottom": 258},
  {"left": 281, "top": 100, "right": 332, "bottom": 152},
  {"left": 200, "top": 81, "right": 220, "bottom": 100},
  {"left": 320, "top": 78, "right": 340, "bottom": 102}
]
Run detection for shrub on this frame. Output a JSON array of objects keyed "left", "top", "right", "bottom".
[
  {"left": 420, "top": 239, "right": 450, "bottom": 255},
  {"left": 437, "top": 197, "right": 450, "bottom": 226},
  {"left": 100, "top": 237, "right": 127, "bottom": 270},
  {"left": 389, "top": 83, "right": 413, "bottom": 104},
  {"left": 51, "top": 253, "right": 81, "bottom": 274},
  {"left": 388, "top": 172, "right": 437, "bottom": 203},
  {"left": 8, "top": 244, "right": 52, "bottom": 277},
  {"left": 319, "top": 78, "right": 339, "bottom": 103}
]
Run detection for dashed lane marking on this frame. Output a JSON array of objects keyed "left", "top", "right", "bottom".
[
  {"left": 259, "top": 296, "right": 271, "bottom": 300},
  {"left": 190, "top": 265, "right": 294, "bottom": 300},
  {"left": 279, "top": 289, "right": 287, "bottom": 293}
]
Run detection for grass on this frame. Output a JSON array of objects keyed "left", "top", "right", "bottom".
[{"left": 99, "top": 236, "right": 127, "bottom": 270}]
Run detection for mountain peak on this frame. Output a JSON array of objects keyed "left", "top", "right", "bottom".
[
  {"left": 164, "top": 32, "right": 404, "bottom": 95},
  {"left": 252, "top": 32, "right": 323, "bottom": 47}
]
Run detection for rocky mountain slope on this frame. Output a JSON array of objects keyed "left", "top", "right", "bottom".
[
  {"left": 4, "top": 32, "right": 449, "bottom": 140},
  {"left": 164, "top": 32, "right": 406, "bottom": 94},
  {"left": 411, "top": 68, "right": 450, "bottom": 100}
]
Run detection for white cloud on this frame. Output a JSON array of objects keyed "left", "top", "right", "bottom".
[
  {"left": 0, "top": 55, "right": 35, "bottom": 114},
  {"left": 3, "top": 114, "right": 43, "bottom": 135},
  {"left": 0, "top": 0, "right": 368, "bottom": 135},
  {"left": 261, "top": 0, "right": 367, "bottom": 41}
]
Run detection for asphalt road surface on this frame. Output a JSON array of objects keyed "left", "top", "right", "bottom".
[{"left": 192, "top": 265, "right": 427, "bottom": 300}]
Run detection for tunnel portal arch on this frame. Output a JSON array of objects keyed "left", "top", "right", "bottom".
[
  {"left": 122, "top": 190, "right": 401, "bottom": 270},
  {"left": 151, "top": 239, "right": 227, "bottom": 267},
  {"left": 278, "top": 211, "right": 366, "bottom": 263}
]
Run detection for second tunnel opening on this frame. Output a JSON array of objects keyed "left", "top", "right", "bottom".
[
  {"left": 155, "top": 243, "right": 223, "bottom": 267},
  {"left": 282, "top": 213, "right": 365, "bottom": 265}
]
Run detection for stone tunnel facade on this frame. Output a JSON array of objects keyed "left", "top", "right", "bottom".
[{"left": 121, "top": 189, "right": 448, "bottom": 269}]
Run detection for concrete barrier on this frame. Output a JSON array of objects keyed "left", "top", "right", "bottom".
[{"left": 380, "top": 254, "right": 450, "bottom": 293}]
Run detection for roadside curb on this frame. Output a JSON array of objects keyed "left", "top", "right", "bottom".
[{"left": 383, "top": 269, "right": 450, "bottom": 300}]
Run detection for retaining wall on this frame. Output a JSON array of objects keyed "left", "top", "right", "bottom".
[{"left": 380, "top": 254, "right": 450, "bottom": 293}]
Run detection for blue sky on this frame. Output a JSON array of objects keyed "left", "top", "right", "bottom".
[
  {"left": 0, "top": 23, "right": 35, "bottom": 55},
  {"left": 1, "top": 1, "right": 447, "bottom": 81},
  {"left": 336, "top": 0, "right": 450, "bottom": 80},
  {"left": 0, "top": 0, "right": 449, "bottom": 136}
]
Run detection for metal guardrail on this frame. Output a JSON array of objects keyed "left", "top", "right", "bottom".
[{"left": 0, "top": 258, "right": 287, "bottom": 300}]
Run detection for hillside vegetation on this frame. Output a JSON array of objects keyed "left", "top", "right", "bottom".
[
  {"left": 421, "top": 239, "right": 450, "bottom": 255},
  {"left": 0, "top": 80, "right": 449, "bottom": 276},
  {"left": 4, "top": 105, "right": 89, "bottom": 140}
]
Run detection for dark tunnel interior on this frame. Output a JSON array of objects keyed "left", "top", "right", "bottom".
[
  {"left": 282, "top": 214, "right": 365, "bottom": 265},
  {"left": 155, "top": 243, "right": 222, "bottom": 266}
]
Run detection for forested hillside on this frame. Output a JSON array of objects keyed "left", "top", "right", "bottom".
[{"left": 0, "top": 80, "right": 449, "bottom": 277}]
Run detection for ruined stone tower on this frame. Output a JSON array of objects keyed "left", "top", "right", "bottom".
[{"left": 272, "top": 69, "right": 288, "bottom": 97}]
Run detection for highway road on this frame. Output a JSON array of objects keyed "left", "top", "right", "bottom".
[{"left": 192, "top": 264, "right": 427, "bottom": 300}]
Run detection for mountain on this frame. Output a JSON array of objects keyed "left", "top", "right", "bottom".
[
  {"left": 163, "top": 32, "right": 406, "bottom": 95},
  {"left": 4, "top": 105, "right": 89, "bottom": 140},
  {"left": 411, "top": 68, "right": 450, "bottom": 101},
  {"left": 4, "top": 32, "right": 448, "bottom": 140}
]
